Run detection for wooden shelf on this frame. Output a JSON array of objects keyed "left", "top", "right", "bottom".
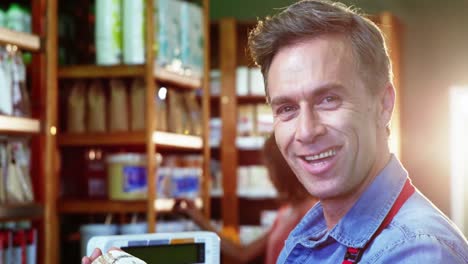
[
  {"left": 58, "top": 131, "right": 203, "bottom": 150},
  {"left": 0, "top": 203, "right": 44, "bottom": 221},
  {"left": 154, "top": 66, "right": 202, "bottom": 90},
  {"left": 152, "top": 131, "right": 203, "bottom": 150},
  {"left": 58, "top": 65, "right": 145, "bottom": 78},
  {"left": 58, "top": 200, "right": 147, "bottom": 214},
  {"left": 0, "top": 27, "right": 41, "bottom": 51},
  {"left": 58, "top": 198, "right": 202, "bottom": 214},
  {"left": 0, "top": 115, "right": 41, "bottom": 134},
  {"left": 58, "top": 132, "right": 146, "bottom": 146},
  {"left": 58, "top": 64, "right": 202, "bottom": 90}
]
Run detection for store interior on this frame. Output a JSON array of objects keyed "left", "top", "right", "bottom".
[{"left": 0, "top": 0, "right": 467, "bottom": 263}]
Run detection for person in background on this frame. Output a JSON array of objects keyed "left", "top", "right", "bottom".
[
  {"left": 174, "top": 133, "right": 317, "bottom": 264},
  {"left": 247, "top": 0, "right": 468, "bottom": 263}
]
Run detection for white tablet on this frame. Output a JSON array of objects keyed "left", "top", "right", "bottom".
[{"left": 87, "top": 231, "right": 220, "bottom": 264}]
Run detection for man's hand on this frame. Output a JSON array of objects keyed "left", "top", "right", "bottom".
[{"left": 81, "top": 247, "right": 122, "bottom": 264}]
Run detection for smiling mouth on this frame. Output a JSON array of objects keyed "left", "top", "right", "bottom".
[{"left": 303, "top": 148, "right": 337, "bottom": 162}]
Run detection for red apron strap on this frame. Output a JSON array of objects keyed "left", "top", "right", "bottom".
[{"left": 342, "top": 178, "right": 415, "bottom": 263}]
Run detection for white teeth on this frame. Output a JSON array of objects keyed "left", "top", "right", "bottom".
[{"left": 304, "top": 149, "right": 336, "bottom": 161}]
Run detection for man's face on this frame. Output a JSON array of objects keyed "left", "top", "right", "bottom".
[{"left": 267, "top": 35, "right": 387, "bottom": 200}]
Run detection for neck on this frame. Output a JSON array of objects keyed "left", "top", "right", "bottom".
[{"left": 321, "top": 152, "right": 391, "bottom": 230}]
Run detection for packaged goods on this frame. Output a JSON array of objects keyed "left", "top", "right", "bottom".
[
  {"left": 6, "top": 4, "right": 26, "bottom": 32},
  {"left": 130, "top": 79, "right": 145, "bottom": 131},
  {"left": 0, "top": 9, "right": 6, "bottom": 27},
  {"left": 107, "top": 153, "right": 147, "bottom": 200},
  {"left": 67, "top": 81, "right": 87, "bottom": 133},
  {"left": 155, "top": 88, "right": 168, "bottom": 131},
  {"left": 109, "top": 79, "right": 129, "bottom": 132},
  {"left": 123, "top": 0, "right": 145, "bottom": 64},
  {"left": 11, "top": 51, "right": 31, "bottom": 117},
  {"left": 87, "top": 80, "right": 107, "bottom": 132},
  {"left": 180, "top": 2, "right": 204, "bottom": 77},
  {"left": 0, "top": 48, "right": 13, "bottom": 115},
  {"left": 95, "top": 0, "right": 122, "bottom": 65},
  {"left": 156, "top": 0, "right": 182, "bottom": 70},
  {"left": 183, "top": 92, "right": 202, "bottom": 135}
]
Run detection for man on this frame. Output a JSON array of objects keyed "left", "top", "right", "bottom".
[{"left": 248, "top": 0, "right": 468, "bottom": 263}]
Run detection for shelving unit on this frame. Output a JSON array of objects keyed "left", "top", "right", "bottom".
[
  {"left": 215, "top": 14, "right": 402, "bottom": 234},
  {"left": 48, "top": 0, "right": 211, "bottom": 263},
  {"left": 0, "top": 203, "right": 44, "bottom": 221},
  {"left": 57, "top": 131, "right": 203, "bottom": 150},
  {"left": 0, "top": 1, "right": 56, "bottom": 264},
  {"left": 0, "top": 27, "right": 41, "bottom": 51},
  {"left": 58, "top": 64, "right": 202, "bottom": 89},
  {"left": 0, "top": 115, "right": 41, "bottom": 134}
]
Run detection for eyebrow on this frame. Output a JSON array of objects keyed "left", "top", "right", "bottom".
[{"left": 269, "top": 83, "right": 346, "bottom": 106}]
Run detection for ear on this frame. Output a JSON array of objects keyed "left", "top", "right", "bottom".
[{"left": 378, "top": 83, "right": 395, "bottom": 129}]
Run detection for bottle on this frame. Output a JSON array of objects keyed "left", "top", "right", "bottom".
[
  {"left": 123, "top": 0, "right": 145, "bottom": 64},
  {"left": 0, "top": 8, "right": 6, "bottom": 28},
  {"left": 95, "top": 0, "right": 122, "bottom": 65},
  {"left": 6, "top": 4, "right": 26, "bottom": 32}
]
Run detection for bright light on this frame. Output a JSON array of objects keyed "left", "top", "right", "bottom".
[
  {"left": 158, "top": 87, "right": 167, "bottom": 100},
  {"left": 450, "top": 86, "right": 468, "bottom": 235}
]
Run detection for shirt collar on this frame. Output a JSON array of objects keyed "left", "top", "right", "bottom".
[
  {"left": 287, "top": 155, "right": 408, "bottom": 249},
  {"left": 330, "top": 155, "right": 408, "bottom": 248}
]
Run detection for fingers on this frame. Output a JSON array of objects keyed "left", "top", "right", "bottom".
[{"left": 81, "top": 248, "right": 103, "bottom": 264}]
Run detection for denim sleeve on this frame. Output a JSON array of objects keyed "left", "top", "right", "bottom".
[{"left": 366, "top": 234, "right": 468, "bottom": 264}]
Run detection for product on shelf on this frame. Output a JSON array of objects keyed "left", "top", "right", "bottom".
[
  {"left": 95, "top": 0, "right": 122, "bottom": 65},
  {"left": 167, "top": 89, "right": 201, "bottom": 135},
  {"left": 87, "top": 80, "right": 107, "bottom": 132},
  {"left": 0, "top": 140, "right": 34, "bottom": 204},
  {"left": 256, "top": 104, "right": 273, "bottom": 137},
  {"left": 130, "top": 79, "right": 145, "bottom": 131},
  {"left": 67, "top": 81, "right": 87, "bottom": 133},
  {"left": 180, "top": 1, "right": 204, "bottom": 78},
  {"left": 155, "top": 87, "right": 168, "bottom": 132},
  {"left": 5, "top": 4, "right": 31, "bottom": 33},
  {"left": 109, "top": 79, "right": 129, "bottom": 132},
  {"left": 237, "top": 165, "right": 277, "bottom": 198},
  {"left": 0, "top": 46, "right": 31, "bottom": 117},
  {"left": 122, "top": 0, "right": 145, "bottom": 64},
  {"left": 156, "top": 0, "right": 182, "bottom": 73},
  {"left": 0, "top": 9, "right": 5, "bottom": 27},
  {"left": 249, "top": 67, "right": 265, "bottom": 96},
  {"left": 0, "top": 221, "right": 37, "bottom": 264},
  {"left": 85, "top": 148, "right": 106, "bottom": 198},
  {"left": 237, "top": 105, "right": 255, "bottom": 137},
  {"left": 107, "top": 153, "right": 149, "bottom": 201},
  {"left": 236, "top": 67, "right": 249, "bottom": 96}
]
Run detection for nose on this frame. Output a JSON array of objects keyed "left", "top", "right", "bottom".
[{"left": 295, "top": 106, "right": 326, "bottom": 143}]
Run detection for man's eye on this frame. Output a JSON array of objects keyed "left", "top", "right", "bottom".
[
  {"left": 318, "top": 95, "right": 341, "bottom": 109},
  {"left": 323, "top": 96, "right": 337, "bottom": 103},
  {"left": 277, "top": 105, "right": 296, "bottom": 114}
]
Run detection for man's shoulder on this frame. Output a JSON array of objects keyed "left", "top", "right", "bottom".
[{"left": 363, "top": 191, "right": 468, "bottom": 263}]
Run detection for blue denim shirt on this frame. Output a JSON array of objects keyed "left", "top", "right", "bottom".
[{"left": 277, "top": 156, "right": 468, "bottom": 263}]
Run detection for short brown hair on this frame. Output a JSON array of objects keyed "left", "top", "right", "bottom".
[
  {"left": 263, "top": 134, "right": 312, "bottom": 203},
  {"left": 248, "top": 0, "right": 392, "bottom": 98}
]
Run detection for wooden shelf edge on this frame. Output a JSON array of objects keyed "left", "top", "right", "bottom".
[
  {"left": 58, "top": 65, "right": 145, "bottom": 78},
  {"left": 0, "top": 27, "right": 40, "bottom": 51},
  {"left": 58, "top": 131, "right": 203, "bottom": 150},
  {"left": 58, "top": 198, "right": 202, "bottom": 214},
  {"left": 58, "top": 132, "right": 146, "bottom": 146},
  {"left": 154, "top": 66, "right": 202, "bottom": 90},
  {"left": 0, "top": 115, "right": 41, "bottom": 134},
  {"left": 153, "top": 131, "right": 203, "bottom": 150},
  {"left": 0, "top": 203, "right": 44, "bottom": 221}
]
